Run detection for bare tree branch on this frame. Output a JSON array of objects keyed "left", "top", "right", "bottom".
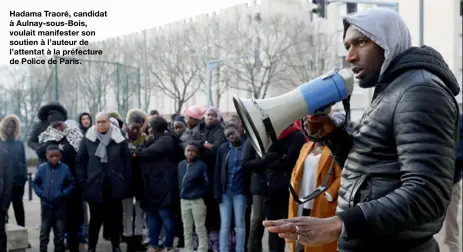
[
  {"left": 283, "top": 20, "right": 338, "bottom": 87},
  {"left": 148, "top": 24, "right": 202, "bottom": 114},
  {"left": 223, "top": 12, "right": 296, "bottom": 99}
]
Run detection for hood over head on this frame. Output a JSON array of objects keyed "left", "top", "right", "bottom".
[
  {"left": 78, "top": 112, "right": 92, "bottom": 129},
  {"left": 343, "top": 8, "right": 460, "bottom": 96},
  {"left": 37, "top": 101, "right": 68, "bottom": 122},
  {"left": 0, "top": 114, "right": 21, "bottom": 141},
  {"left": 126, "top": 108, "right": 148, "bottom": 125},
  {"left": 343, "top": 8, "right": 412, "bottom": 78}
]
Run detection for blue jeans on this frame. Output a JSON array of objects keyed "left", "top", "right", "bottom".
[
  {"left": 219, "top": 193, "right": 247, "bottom": 252},
  {"left": 147, "top": 208, "right": 176, "bottom": 249}
]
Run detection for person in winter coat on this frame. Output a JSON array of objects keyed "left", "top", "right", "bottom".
[
  {"left": 242, "top": 139, "right": 267, "bottom": 252},
  {"left": 78, "top": 112, "right": 92, "bottom": 134},
  {"left": 64, "top": 119, "right": 88, "bottom": 249},
  {"left": 287, "top": 114, "right": 343, "bottom": 252},
  {"left": 33, "top": 144, "right": 74, "bottom": 252},
  {"left": 76, "top": 112, "right": 132, "bottom": 252},
  {"left": 180, "top": 105, "right": 206, "bottom": 144},
  {"left": 265, "top": 8, "right": 460, "bottom": 252},
  {"left": 214, "top": 123, "right": 252, "bottom": 252},
  {"left": 123, "top": 109, "right": 147, "bottom": 252},
  {"left": 178, "top": 142, "right": 209, "bottom": 252},
  {"left": 437, "top": 112, "right": 462, "bottom": 252},
  {"left": 0, "top": 143, "right": 13, "bottom": 251},
  {"left": 173, "top": 118, "right": 187, "bottom": 138},
  {"left": 190, "top": 107, "right": 226, "bottom": 251},
  {"left": 265, "top": 124, "right": 306, "bottom": 252},
  {"left": 0, "top": 115, "right": 27, "bottom": 228},
  {"left": 28, "top": 102, "right": 68, "bottom": 163},
  {"left": 134, "top": 116, "right": 179, "bottom": 252},
  {"left": 37, "top": 120, "right": 84, "bottom": 252}
]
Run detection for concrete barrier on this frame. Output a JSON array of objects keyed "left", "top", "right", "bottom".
[{"left": 6, "top": 224, "right": 28, "bottom": 252}]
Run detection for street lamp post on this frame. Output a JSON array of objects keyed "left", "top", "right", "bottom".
[{"left": 206, "top": 55, "right": 249, "bottom": 106}]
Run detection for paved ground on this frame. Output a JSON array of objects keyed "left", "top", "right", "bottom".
[{"left": 16, "top": 169, "right": 461, "bottom": 252}]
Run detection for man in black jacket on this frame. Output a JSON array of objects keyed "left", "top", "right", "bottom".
[
  {"left": 264, "top": 125, "right": 305, "bottom": 252},
  {"left": 264, "top": 8, "right": 460, "bottom": 252}
]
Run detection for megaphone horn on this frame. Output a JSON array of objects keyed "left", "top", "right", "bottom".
[{"left": 233, "top": 68, "right": 354, "bottom": 158}]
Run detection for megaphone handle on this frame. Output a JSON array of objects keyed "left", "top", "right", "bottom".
[
  {"left": 305, "top": 96, "right": 351, "bottom": 142},
  {"left": 250, "top": 98, "right": 278, "bottom": 143}
]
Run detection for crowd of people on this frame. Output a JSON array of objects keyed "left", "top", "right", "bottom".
[{"left": 0, "top": 7, "right": 462, "bottom": 252}]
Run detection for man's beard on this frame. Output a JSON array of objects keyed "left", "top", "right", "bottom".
[{"left": 358, "top": 71, "right": 381, "bottom": 88}]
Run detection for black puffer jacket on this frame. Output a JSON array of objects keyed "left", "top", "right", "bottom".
[{"left": 327, "top": 46, "right": 460, "bottom": 251}]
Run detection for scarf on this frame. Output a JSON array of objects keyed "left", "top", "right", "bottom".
[
  {"left": 38, "top": 126, "right": 83, "bottom": 151},
  {"left": 95, "top": 127, "right": 113, "bottom": 163}
]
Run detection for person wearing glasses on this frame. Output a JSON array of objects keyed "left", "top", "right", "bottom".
[{"left": 287, "top": 113, "right": 344, "bottom": 252}]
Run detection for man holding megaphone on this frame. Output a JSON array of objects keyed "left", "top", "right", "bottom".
[{"left": 255, "top": 7, "right": 461, "bottom": 252}]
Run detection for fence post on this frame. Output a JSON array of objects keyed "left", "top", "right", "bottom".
[
  {"left": 116, "top": 63, "right": 121, "bottom": 112},
  {"left": 137, "top": 68, "right": 141, "bottom": 108},
  {"left": 125, "top": 73, "right": 129, "bottom": 115},
  {"left": 28, "top": 172, "right": 33, "bottom": 201},
  {"left": 54, "top": 62, "right": 59, "bottom": 101},
  {"left": 98, "top": 76, "right": 102, "bottom": 111}
]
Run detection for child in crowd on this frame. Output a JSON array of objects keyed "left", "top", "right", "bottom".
[
  {"left": 178, "top": 142, "right": 209, "bottom": 252},
  {"left": 33, "top": 145, "right": 74, "bottom": 252}
]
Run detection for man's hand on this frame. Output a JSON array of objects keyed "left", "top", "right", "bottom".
[
  {"left": 304, "top": 115, "right": 337, "bottom": 137},
  {"left": 263, "top": 216, "right": 343, "bottom": 246}
]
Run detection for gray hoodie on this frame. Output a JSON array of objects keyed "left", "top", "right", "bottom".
[{"left": 343, "top": 7, "right": 412, "bottom": 77}]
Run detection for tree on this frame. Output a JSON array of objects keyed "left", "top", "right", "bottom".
[
  {"left": 283, "top": 20, "right": 337, "bottom": 87},
  {"left": 75, "top": 58, "right": 112, "bottom": 117},
  {"left": 0, "top": 64, "right": 49, "bottom": 140},
  {"left": 223, "top": 12, "right": 296, "bottom": 99},
  {"left": 191, "top": 18, "right": 235, "bottom": 108},
  {"left": 148, "top": 24, "right": 202, "bottom": 114}
]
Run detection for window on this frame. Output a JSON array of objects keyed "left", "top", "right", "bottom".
[{"left": 347, "top": 3, "right": 358, "bottom": 14}]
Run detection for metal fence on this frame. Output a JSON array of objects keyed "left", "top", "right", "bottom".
[
  {"left": 45, "top": 56, "right": 142, "bottom": 119},
  {"left": 17, "top": 57, "right": 141, "bottom": 142}
]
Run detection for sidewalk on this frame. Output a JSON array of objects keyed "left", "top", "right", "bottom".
[{"left": 16, "top": 171, "right": 461, "bottom": 252}]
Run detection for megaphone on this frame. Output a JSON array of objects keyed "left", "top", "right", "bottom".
[{"left": 233, "top": 68, "right": 354, "bottom": 158}]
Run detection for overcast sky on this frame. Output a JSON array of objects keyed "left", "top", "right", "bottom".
[{"left": 1, "top": 0, "right": 248, "bottom": 66}]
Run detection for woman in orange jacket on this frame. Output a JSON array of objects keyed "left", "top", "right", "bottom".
[{"left": 288, "top": 114, "right": 343, "bottom": 252}]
